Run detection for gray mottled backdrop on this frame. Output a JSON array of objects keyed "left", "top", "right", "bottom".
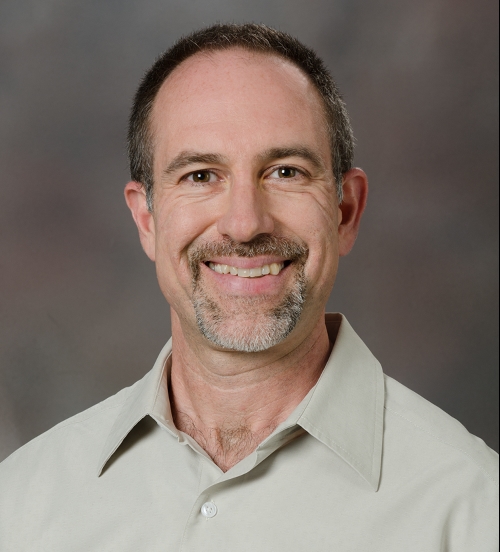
[{"left": 0, "top": 0, "right": 498, "bottom": 461}]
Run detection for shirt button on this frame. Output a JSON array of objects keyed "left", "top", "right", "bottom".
[{"left": 201, "top": 501, "right": 218, "bottom": 518}]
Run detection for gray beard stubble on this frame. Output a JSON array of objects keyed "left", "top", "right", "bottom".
[{"left": 189, "top": 236, "right": 308, "bottom": 352}]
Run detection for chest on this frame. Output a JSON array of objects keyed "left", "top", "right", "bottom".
[{"left": 28, "top": 436, "right": 451, "bottom": 552}]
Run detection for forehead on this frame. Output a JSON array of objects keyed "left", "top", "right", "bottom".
[{"left": 150, "top": 48, "right": 329, "bottom": 164}]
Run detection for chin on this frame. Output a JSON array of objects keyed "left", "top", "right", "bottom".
[{"left": 193, "top": 284, "right": 307, "bottom": 353}]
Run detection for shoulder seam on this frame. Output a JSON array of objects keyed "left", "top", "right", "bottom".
[{"left": 385, "top": 405, "right": 499, "bottom": 486}]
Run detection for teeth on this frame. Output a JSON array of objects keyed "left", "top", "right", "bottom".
[
  {"left": 208, "top": 262, "right": 285, "bottom": 277},
  {"left": 270, "top": 263, "right": 281, "bottom": 275}
]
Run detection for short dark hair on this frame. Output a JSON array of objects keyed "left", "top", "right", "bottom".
[{"left": 128, "top": 23, "right": 354, "bottom": 209}]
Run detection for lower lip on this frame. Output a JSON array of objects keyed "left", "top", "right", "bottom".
[{"left": 199, "top": 263, "right": 292, "bottom": 295}]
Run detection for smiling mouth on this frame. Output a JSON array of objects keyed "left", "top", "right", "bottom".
[{"left": 205, "top": 261, "right": 289, "bottom": 278}]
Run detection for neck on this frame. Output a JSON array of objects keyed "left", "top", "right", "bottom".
[{"left": 168, "top": 310, "right": 332, "bottom": 472}]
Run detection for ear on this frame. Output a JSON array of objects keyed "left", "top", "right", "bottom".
[
  {"left": 124, "top": 181, "right": 156, "bottom": 261},
  {"left": 338, "top": 168, "right": 368, "bottom": 257}
]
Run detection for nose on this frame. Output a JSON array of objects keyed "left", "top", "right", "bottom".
[{"left": 216, "top": 179, "right": 274, "bottom": 243}]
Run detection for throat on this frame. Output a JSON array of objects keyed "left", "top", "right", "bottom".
[{"left": 174, "top": 411, "right": 277, "bottom": 472}]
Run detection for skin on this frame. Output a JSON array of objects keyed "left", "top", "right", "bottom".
[{"left": 125, "top": 49, "right": 368, "bottom": 471}]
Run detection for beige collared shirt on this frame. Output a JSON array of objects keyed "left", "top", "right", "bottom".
[{"left": 0, "top": 314, "right": 498, "bottom": 551}]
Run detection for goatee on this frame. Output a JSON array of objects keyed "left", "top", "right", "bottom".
[{"left": 188, "top": 235, "right": 308, "bottom": 352}]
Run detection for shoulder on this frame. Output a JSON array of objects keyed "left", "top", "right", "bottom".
[
  {"left": 0, "top": 382, "right": 133, "bottom": 482},
  {"left": 0, "top": 383, "right": 138, "bottom": 550},
  {"left": 383, "top": 374, "right": 498, "bottom": 486}
]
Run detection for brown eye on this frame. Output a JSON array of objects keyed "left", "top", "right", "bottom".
[
  {"left": 278, "top": 167, "right": 296, "bottom": 178},
  {"left": 192, "top": 171, "right": 211, "bottom": 183}
]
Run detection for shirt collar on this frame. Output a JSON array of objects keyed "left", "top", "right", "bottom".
[
  {"left": 98, "top": 314, "right": 385, "bottom": 491},
  {"left": 297, "top": 313, "right": 384, "bottom": 491},
  {"left": 97, "top": 339, "right": 174, "bottom": 476}
]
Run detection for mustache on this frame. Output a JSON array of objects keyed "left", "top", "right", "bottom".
[{"left": 188, "top": 235, "right": 309, "bottom": 281}]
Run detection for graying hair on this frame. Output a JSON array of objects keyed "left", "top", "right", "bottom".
[{"left": 188, "top": 234, "right": 309, "bottom": 352}]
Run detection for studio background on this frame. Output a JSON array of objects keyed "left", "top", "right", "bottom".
[{"left": 0, "top": 0, "right": 498, "bottom": 461}]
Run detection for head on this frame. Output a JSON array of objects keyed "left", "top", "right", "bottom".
[
  {"left": 128, "top": 23, "right": 354, "bottom": 210},
  {"left": 125, "top": 24, "right": 367, "bottom": 354}
]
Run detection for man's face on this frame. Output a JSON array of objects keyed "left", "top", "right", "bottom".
[{"left": 137, "top": 49, "right": 345, "bottom": 352}]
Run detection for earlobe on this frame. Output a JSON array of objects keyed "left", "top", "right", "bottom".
[
  {"left": 338, "top": 168, "right": 368, "bottom": 257},
  {"left": 124, "top": 181, "right": 156, "bottom": 261}
]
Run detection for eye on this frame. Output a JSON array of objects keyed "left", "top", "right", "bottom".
[
  {"left": 185, "top": 170, "right": 218, "bottom": 184},
  {"left": 268, "top": 166, "right": 299, "bottom": 179}
]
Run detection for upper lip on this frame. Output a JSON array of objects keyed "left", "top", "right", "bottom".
[{"left": 205, "top": 256, "right": 289, "bottom": 269}]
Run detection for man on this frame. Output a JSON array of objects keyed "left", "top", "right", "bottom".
[{"left": 0, "top": 23, "right": 497, "bottom": 551}]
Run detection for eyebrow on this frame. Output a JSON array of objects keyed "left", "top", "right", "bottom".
[
  {"left": 161, "top": 145, "right": 326, "bottom": 178},
  {"left": 162, "top": 152, "right": 228, "bottom": 177}
]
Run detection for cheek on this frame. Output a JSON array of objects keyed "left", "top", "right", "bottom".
[
  {"left": 155, "top": 194, "right": 215, "bottom": 248},
  {"left": 153, "top": 197, "right": 216, "bottom": 289},
  {"left": 269, "top": 190, "right": 339, "bottom": 248},
  {"left": 271, "top": 192, "right": 339, "bottom": 290}
]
